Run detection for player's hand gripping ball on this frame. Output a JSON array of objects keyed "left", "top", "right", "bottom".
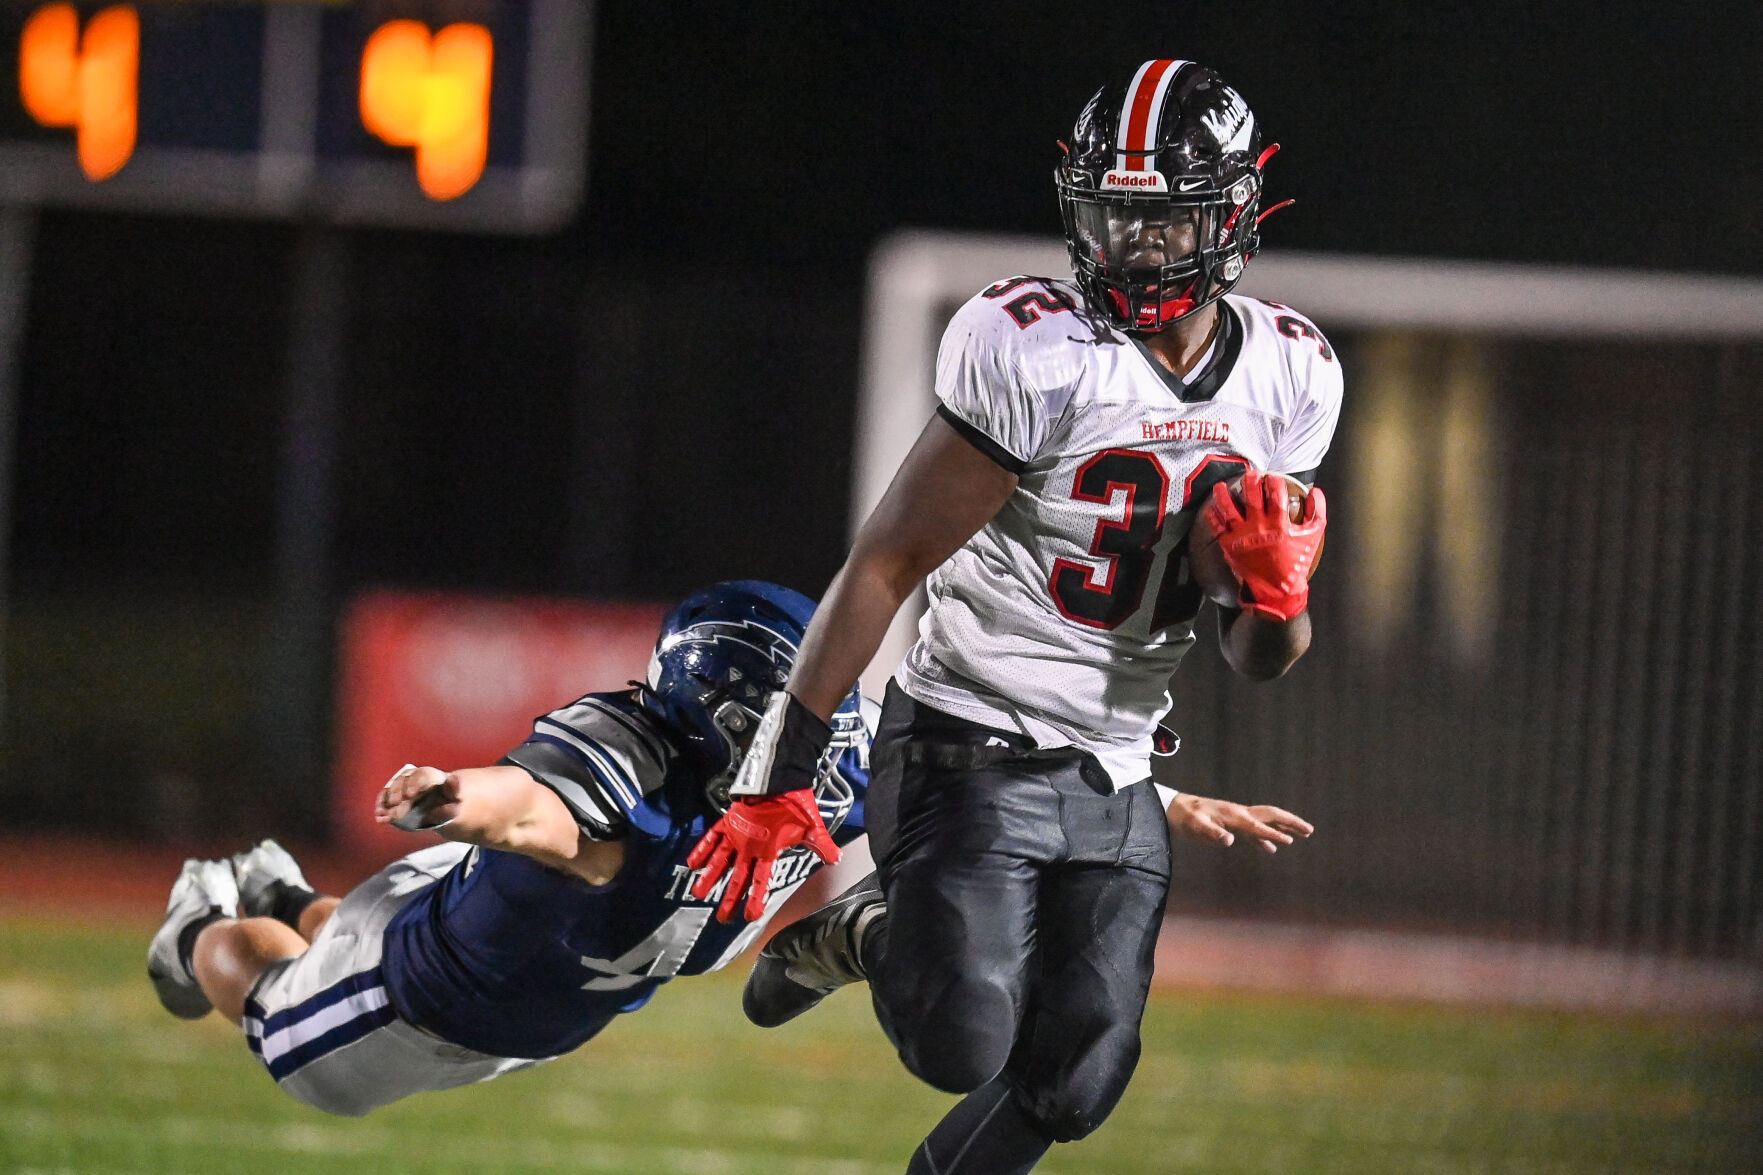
[{"left": 1188, "top": 470, "right": 1326, "bottom": 616}]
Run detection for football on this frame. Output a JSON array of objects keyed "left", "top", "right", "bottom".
[{"left": 1187, "top": 472, "right": 1320, "bottom": 608}]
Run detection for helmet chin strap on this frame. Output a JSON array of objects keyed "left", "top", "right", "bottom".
[
  {"left": 1106, "top": 274, "right": 1202, "bottom": 331},
  {"left": 1147, "top": 276, "right": 1200, "bottom": 328}
]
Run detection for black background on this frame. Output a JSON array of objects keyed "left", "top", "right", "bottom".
[
  {"left": 5, "top": 0, "right": 1761, "bottom": 952},
  {"left": 13, "top": 1, "right": 1762, "bottom": 600},
  {"left": 6, "top": 3, "right": 1763, "bottom": 843}
]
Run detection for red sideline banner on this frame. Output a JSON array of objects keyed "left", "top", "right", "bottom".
[{"left": 334, "top": 591, "right": 668, "bottom": 859}]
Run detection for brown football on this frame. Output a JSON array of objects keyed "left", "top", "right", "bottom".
[{"left": 1187, "top": 472, "right": 1321, "bottom": 608}]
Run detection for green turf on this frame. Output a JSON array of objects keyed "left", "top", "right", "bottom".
[{"left": 1, "top": 917, "right": 1757, "bottom": 1174}]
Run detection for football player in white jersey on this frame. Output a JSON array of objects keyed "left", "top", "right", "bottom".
[{"left": 687, "top": 62, "right": 1335, "bottom": 1174}]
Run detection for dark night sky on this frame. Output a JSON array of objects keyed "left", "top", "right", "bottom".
[
  {"left": 578, "top": 1, "right": 1763, "bottom": 275},
  {"left": 11, "top": 0, "right": 1763, "bottom": 599},
  {"left": 6, "top": 0, "right": 1763, "bottom": 834}
]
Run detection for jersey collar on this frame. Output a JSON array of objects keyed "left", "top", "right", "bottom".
[{"left": 1128, "top": 299, "right": 1243, "bottom": 404}]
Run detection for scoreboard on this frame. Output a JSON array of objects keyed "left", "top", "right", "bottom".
[{"left": 0, "top": 0, "right": 589, "bottom": 233}]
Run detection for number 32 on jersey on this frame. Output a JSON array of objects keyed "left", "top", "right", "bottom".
[{"left": 1049, "top": 452, "right": 1247, "bottom": 632}]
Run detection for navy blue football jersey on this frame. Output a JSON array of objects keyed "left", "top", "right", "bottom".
[{"left": 379, "top": 689, "right": 872, "bottom": 1060}]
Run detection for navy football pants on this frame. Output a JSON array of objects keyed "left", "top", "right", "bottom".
[{"left": 864, "top": 682, "right": 1172, "bottom": 1171}]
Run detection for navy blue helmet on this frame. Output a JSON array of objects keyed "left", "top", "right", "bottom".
[{"left": 641, "top": 581, "right": 865, "bottom": 832}]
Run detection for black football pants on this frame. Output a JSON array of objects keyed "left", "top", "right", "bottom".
[{"left": 864, "top": 681, "right": 1172, "bottom": 1170}]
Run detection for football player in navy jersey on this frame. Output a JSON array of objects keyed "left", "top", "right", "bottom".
[
  {"left": 144, "top": 581, "right": 870, "bottom": 1116},
  {"left": 690, "top": 62, "right": 1331, "bottom": 1174}
]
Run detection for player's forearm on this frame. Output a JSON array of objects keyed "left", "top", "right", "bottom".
[
  {"left": 789, "top": 552, "right": 916, "bottom": 721},
  {"left": 434, "top": 766, "right": 582, "bottom": 859},
  {"left": 1218, "top": 606, "right": 1311, "bottom": 680}
]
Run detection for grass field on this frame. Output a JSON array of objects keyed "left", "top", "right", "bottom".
[{"left": 2, "top": 916, "right": 1759, "bottom": 1175}]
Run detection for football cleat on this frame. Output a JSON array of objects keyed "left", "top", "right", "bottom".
[
  {"left": 743, "top": 872, "right": 884, "bottom": 1028},
  {"left": 231, "top": 838, "right": 311, "bottom": 920},
  {"left": 146, "top": 858, "right": 239, "bottom": 1019}
]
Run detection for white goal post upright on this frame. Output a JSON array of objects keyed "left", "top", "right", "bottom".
[{"left": 851, "top": 229, "right": 1763, "bottom": 698}]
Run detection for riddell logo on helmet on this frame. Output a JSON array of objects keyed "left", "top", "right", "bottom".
[{"left": 1101, "top": 170, "right": 1169, "bottom": 192}]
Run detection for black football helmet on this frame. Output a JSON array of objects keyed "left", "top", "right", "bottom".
[{"left": 1056, "top": 60, "right": 1285, "bottom": 333}]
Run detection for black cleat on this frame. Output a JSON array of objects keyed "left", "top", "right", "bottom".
[{"left": 743, "top": 872, "right": 884, "bottom": 1028}]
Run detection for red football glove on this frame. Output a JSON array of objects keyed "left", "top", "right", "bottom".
[
  {"left": 687, "top": 790, "right": 840, "bottom": 923},
  {"left": 1203, "top": 470, "right": 1328, "bottom": 621}
]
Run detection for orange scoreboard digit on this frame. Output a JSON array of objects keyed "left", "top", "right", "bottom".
[
  {"left": 359, "top": 19, "right": 492, "bottom": 201},
  {"left": 0, "top": 1, "right": 588, "bottom": 233},
  {"left": 18, "top": 3, "right": 137, "bottom": 181}
]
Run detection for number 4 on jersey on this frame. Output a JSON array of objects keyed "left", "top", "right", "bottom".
[{"left": 578, "top": 907, "right": 712, "bottom": 991}]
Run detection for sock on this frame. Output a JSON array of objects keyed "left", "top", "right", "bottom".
[
  {"left": 265, "top": 880, "right": 320, "bottom": 931},
  {"left": 848, "top": 904, "right": 887, "bottom": 981},
  {"left": 855, "top": 906, "right": 888, "bottom": 978},
  {"left": 177, "top": 909, "right": 227, "bottom": 976}
]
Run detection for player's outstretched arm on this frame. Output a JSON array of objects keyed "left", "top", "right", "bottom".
[
  {"left": 1167, "top": 792, "right": 1313, "bottom": 855},
  {"left": 375, "top": 763, "right": 624, "bottom": 884}
]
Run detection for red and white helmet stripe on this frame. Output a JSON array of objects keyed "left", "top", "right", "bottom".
[{"left": 1115, "top": 58, "right": 1190, "bottom": 173}]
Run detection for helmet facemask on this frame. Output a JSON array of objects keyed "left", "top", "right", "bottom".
[
  {"left": 813, "top": 705, "right": 866, "bottom": 835},
  {"left": 1058, "top": 169, "right": 1260, "bottom": 333},
  {"left": 699, "top": 694, "right": 766, "bottom": 814},
  {"left": 698, "top": 691, "right": 863, "bottom": 836},
  {"left": 642, "top": 580, "right": 865, "bottom": 837}
]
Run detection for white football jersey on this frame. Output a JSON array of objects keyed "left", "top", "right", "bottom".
[{"left": 896, "top": 276, "right": 1343, "bottom": 789}]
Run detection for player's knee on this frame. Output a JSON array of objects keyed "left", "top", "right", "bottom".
[
  {"left": 282, "top": 1081, "right": 385, "bottom": 1118},
  {"left": 892, "top": 982, "right": 1016, "bottom": 1093},
  {"left": 898, "top": 1037, "right": 1008, "bottom": 1095},
  {"left": 1036, "top": 1099, "right": 1108, "bottom": 1143},
  {"left": 1017, "top": 1076, "right": 1128, "bottom": 1142},
  {"left": 1026, "top": 1033, "right": 1141, "bottom": 1141},
  {"left": 290, "top": 1089, "right": 376, "bottom": 1117},
  {"left": 322, "top": 1099, "right": 377, "bottom": 1119}
]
